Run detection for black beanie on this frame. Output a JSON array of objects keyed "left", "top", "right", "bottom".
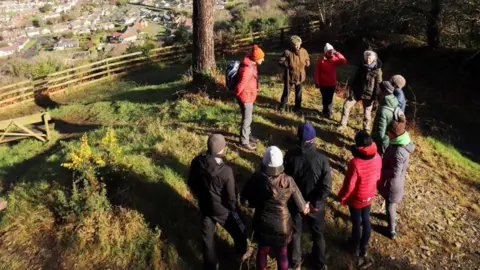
[{"left": 355, "top": 130, "right": 373, "bottom": 147}]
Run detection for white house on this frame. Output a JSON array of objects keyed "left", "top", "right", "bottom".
[
  {"left": 100, "top": 23, "right": 115, "bottom": 31},
  {"left": 52, "top": 24, "right": 70, "bottom": 34},
  {"left": 75, "top": 28, "right": 91, "bottom": 35},
  {"left": 53, "top": 38, "right": 79, "bottom": 51},
  {"left": 26, "top": 28, "right": 40, "bottom": 38},
  {"left": 119, "top": 31, "right": 137, "bottom": 43},
  {"left": 42, "top": 13, "right": 61, "bottom": 21},
  {"left": 41, "top": 28, "right": 51, "bottom": 35},
  {"left": 0, "top": 45, "right": 17, "bottom": 57}
]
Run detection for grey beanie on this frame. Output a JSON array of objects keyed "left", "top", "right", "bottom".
[
  {"left": 390, "top": 75, "right": 406, "bottom": 89},
  {"left": 381, "top": 81, "right": 395, "bottom": 94},
  {"left": 207, "top": 134, "right": 226, "bottom": 155}
]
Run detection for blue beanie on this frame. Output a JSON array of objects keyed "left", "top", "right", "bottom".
[{"left": 298, "top": 123, "right": 316, "bottom": 142}]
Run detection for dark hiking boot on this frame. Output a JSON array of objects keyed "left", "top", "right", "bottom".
[
  {"left": 241, "top": 143, "right": 257, "bottom": 150},
  {"left": 292, "top": 107, "right": 302, "bottom": 114},
  {"left": 358, "top": 248, "right": 367, "bottom": 258}
]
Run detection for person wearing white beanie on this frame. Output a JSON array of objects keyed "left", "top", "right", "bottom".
[
  {"left": 241, "top": 146, "right": 310, "bottom": 270},
  {"left": 314, "top": 42, "right": 347, "bottom": 118}
]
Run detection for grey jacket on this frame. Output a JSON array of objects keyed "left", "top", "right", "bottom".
[{"left": 379, "top": 142, "right": 415, "bottom": 203}]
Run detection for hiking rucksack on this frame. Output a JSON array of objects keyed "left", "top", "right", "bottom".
[
  {"left": 226, "top": 60, "right": 240, "bottom": 91},
  {"left": 382, "top": 106, "right": 406, "bottom": 123}
]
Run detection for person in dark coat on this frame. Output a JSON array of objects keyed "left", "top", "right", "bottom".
[
  {"left": 241, "top": 146, "right": 309, "bottom": 270},
  {"left": 338, "top": 131, "right": 382, "bottom": 257},
  {"left": 378, "top": 118, "right": 415, "bottom": 239},
  {"left": 188, "top": 134, "right": 252, "bottom": 270},
  {"left": 390, "top": 75, "right": 407, "bottom": 112},
  {"left": 278, "top": 35, "right": 311, "bottom": 112},
  {"left": 338, "top": 50, "right": 383, "bottom": 131},
  {"left": 284, "top": 123, "right": 332, "bottom": 270}
]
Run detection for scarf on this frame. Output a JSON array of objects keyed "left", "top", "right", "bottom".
[{"left": 364, "top": 61, "right": 377, "bottom": 70}]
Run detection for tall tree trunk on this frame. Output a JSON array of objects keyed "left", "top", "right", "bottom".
[
  {"left": 427, "top": 0, "right": 443, "bottom": 49},
  {"left": 192, "top": 0, "right": 215, "bottom": 85}
]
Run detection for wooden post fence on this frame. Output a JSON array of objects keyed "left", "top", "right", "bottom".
[{"left": 0, "top": 21, "right": 320, "bottom": 109}]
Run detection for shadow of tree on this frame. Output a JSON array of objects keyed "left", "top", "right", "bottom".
[
  {"left": 120, "top": 62, "right": 188, "bottom": 86},
  {"left": 109, "top": 82, "right": 187, "bottom": 104}
]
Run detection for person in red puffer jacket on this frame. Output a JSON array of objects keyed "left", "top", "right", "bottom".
[
  {"left": 235, "top": 44, "right": 265, "bottom": 150},
  {"left": 314, "top": 43, "right": 347, "bottom": 118},
  {"left": 338, "top": 130, "right": 382, "bottom": 258}
]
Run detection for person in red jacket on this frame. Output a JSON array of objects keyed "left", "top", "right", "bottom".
[
  {"left": 338, "top": 131, "right": 382, "bottom": 258},
  {"left": 235, "top": 44, "right": 265, "bottom": 150},
  {"left": 314, "top": 43, "right": 347, "bottom": 118}
]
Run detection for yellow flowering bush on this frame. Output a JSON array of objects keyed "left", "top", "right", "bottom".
[
  {"left": 62, "top": 128, "right": 122, "bottom": 187},
  {"left": 56, "top": 128, "right": 124, "bottom": 222}
]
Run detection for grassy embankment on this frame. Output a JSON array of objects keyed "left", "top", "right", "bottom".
[{"left": 0, "top": 51, "right": 479, "bottom": 269}]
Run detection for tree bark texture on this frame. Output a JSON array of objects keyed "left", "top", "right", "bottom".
[
  {"left": 192, "top": 0, "right": 216, "bottom": 83},
  {"left": 427, "top": 0, "right": 443, "bottom": 49}
]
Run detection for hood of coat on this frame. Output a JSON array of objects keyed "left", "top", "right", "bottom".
[
  {"left": 351, "top": 143, "right": 378, "bottom": 160},
  {"left": 390, "top": 131, "right": 411, "bottom": 146},
  {"left": 380, "top": 94, "right": 399, "bottom": 108},
  {"left": 298, "top": 141, "right": 316, "bottom": 153},
  {"left": 242, "top": 55, "right": 255, "bottom": 66},
  {"left": 402, "top": 142, "right": 416, "bottom": 153},
  {"left": 198, "top": 154, "right": 224, "bottom": 177}
]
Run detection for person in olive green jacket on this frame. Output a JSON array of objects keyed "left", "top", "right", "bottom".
[
  {"left": 278, "top": 35, "right": 310, "bottom": 112},
  {"left": 372, "top": 81, "right": 399, "bottom": 155}
]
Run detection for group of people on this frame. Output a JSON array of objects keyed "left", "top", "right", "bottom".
[{"left": 188, "top": 38, "right": 415, "bottom": 270}]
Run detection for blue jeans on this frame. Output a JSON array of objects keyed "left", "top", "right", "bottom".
[{"left": 349, "top": 205, "right": 372, "bottom": 253}]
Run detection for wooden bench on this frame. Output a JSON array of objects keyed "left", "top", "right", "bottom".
[{"left": 0, "top": 112, "right": 51, "bottom": 144}]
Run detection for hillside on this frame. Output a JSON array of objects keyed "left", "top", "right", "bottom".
[{"left": 0, "top": 49, "right": 479, "bottom": 269}]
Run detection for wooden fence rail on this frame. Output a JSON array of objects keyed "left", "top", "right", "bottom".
[{"left": 0, "top": 21, "right": 320, "bottom": 109}]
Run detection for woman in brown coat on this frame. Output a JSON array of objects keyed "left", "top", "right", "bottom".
[{"left": 241, "top": 146, "right": 309, "bottom": 270}]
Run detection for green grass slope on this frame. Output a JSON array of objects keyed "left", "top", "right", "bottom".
[{"left": 0, "top": 53, "right": 479, "bottom": 269}]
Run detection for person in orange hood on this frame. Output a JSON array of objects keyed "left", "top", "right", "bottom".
[{"left": 235, "top": 44, "right": 265, "bottom": 150}]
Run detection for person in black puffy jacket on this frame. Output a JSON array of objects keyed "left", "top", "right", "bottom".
[
  {"left": 188, "top": 134, "right": 252, "bottom": 270},
  {"left": 284, "top": 123, "right": 332, "bottom": 270},
  {"left": 241, "top": 146, "right": 309, "bottom": 270}
]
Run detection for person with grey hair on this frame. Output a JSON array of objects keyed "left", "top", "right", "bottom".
[
  {"left": 338, "top": 50, "right": 383, "bottom": 131},
  {"left": 278, "top": 35, "right": 310, "bottom": 112}
]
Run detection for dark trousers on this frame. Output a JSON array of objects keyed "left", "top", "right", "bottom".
[
  {"left": 349, "top": 205, "right": 372, "bottom": 253},
  {"left": 319, "top": 85, "right": 336, "bottom": 116},
  {"left": 290, "top": 203, "right": 326, "bottom": 269},
  {"left": 280, "top": 83, "right": 303, "bottom": 110},
  {"left": 202, "top": 212, "right": 248, "bottom": 270}
]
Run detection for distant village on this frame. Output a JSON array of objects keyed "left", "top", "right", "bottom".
[{"left": 0, "top": 0, "right": 227, "bottom": 60}]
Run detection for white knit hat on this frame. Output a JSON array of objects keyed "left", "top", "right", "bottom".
[
  {"left": 324, "top": 43, "right": 334, "bottom": 53},
  {"left": 364, "top": 50, "right": 377, "bottom": 61},
  {"left": 262, "top": 146, "right": 284, "bottom": 176}
]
